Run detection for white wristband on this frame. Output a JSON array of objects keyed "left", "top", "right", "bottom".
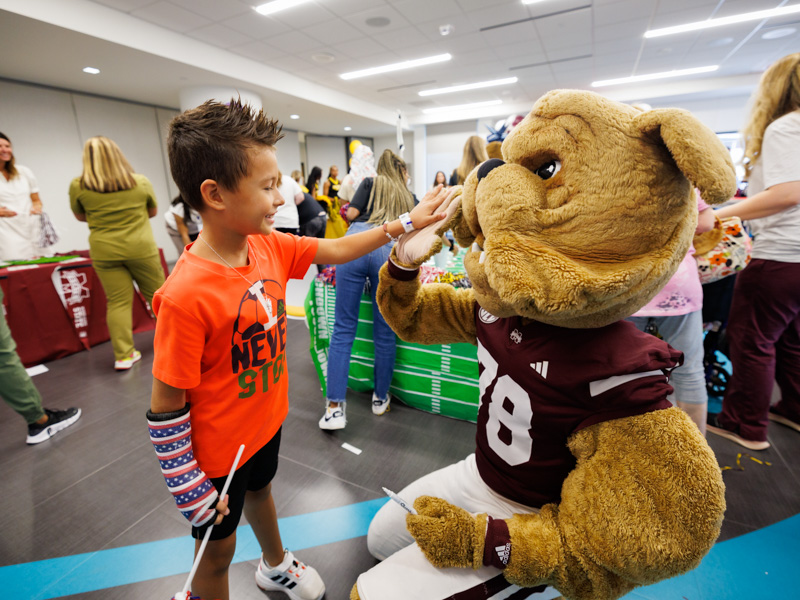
[{"left": 399, "top": 212, "right": 414, "bottom": 233}]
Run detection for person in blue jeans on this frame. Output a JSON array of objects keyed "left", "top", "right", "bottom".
[{"left": 320, "top": 149, "right": 419, "bottom": 430}]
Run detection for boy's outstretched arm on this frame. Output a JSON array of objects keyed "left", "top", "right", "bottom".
[
  {"left": 148, "top": 378, "right": 229, "bottom": 526},
  {"left": 314, "top": 185, "right": 449, "bottom": 265}
]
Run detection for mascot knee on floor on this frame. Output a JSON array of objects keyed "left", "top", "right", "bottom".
[{"left": 351, "top": 89, "right": 736, "bottom": 600}]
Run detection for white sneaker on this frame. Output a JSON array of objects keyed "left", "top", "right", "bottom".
[
  {"left": 372, "top": 392, "right": 391, "bottom": 416},
  {"left": 318, "top": 402, "right": 346, "bottom": 430},
  {"left": 255, "top": 549, "right": 325, "bottom": 600},
  {"left": 114, "top": 350, "right": 142, "bottom": 371}
]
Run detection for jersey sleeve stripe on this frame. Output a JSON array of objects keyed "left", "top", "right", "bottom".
[{"left": 589, "top": 369, "right": 666, "bottom": 397}]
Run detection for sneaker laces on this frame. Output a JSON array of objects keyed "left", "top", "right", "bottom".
[
  {"left": 267, "top": 553, "right": 308, "bottom": 581},
  {"left": 286, "top": 557, "right": 307, "bottom": 579}
]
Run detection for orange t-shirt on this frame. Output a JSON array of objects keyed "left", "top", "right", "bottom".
[{"left": 152, "top": 232, "right": 319, "bottom": 477}]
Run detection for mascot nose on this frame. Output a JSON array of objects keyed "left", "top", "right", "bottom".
[{"left": 477, "top": 158, "right": 505, "bottom": 182}]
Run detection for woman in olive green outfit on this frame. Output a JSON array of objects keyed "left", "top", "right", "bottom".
[{"left": 69, "top": 136, "right": 165, "bottom": 370}]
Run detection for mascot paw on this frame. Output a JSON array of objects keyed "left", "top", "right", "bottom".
[
  {"left": 406, "top": 495, "right": 485, "bottom": 569},
  {"left": 394, "top": 187, "right": 462, "bottom": 268}
]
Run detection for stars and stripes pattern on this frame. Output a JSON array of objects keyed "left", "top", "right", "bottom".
[{"left": 148, "top": 409, "right": 218, "bottom": 527}]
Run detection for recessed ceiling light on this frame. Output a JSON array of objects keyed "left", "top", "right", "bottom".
[
  {"left": 645, "top": 4, "right": 800, "bottom": 38},
  {"left": 419, "top": 77, "right": 518, "bottom": 97},
  {"left": 522, "top": 0, "right": 554, "bottom": 4},
  {"left": 591, "top": 65, "right": 719, "bottom": 87},
  {"left": 423, "top": 100, "right": 503, "bottom": 114},
  {"left": 439, "top": 24, "right": 454, "bottom": 36},
  {"left": 762, "top": 27, "right": 797, "bottom": 39},
  {"left": 706, "top": 36, "right": 734, "bottom": 47},
  {"left": 82, "top": 67, "right": 100, "bottom": 75},
  {"left": 312, "top": 52, "right": 336, "bottom": 64},
  {"left": 340, "top": 53, "right": 452, "bottom": 80},
  {"left": 290, "top": 114, "right": 300, "bottom": 119},
  {"left": 254, "top": 0, "right": 312, "bottom": 16},
  {"left": 365, "top": 16, "right": 391, "bottom": 27},
  {"left": 344, "top": 126, "right": 352, "bottom": 131}
]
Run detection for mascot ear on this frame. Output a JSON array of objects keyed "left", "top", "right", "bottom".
[
  {"left": 449, "top": 183, "right": 477, "bottom": 248},
  {"left": 633, "top": 109, "right": 737, "bottom": 204},
  {"left": 451, "top": 203, "right": 474, "bottom": 247}
]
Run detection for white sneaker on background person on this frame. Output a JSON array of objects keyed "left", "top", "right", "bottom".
[
  {"left": 371, "top": 392, "right": 391, "bottom": 416},
  {"left": 318, "top": 401, "right": 346, "bottom": 430}
]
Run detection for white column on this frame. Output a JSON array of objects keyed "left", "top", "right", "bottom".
[{"left": 412, "top": 124, "right": 428, "bottom": 199}]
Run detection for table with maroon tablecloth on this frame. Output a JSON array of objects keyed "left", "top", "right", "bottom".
[{"left": 0, "top": 250, "right": 169, "bottom": 367}]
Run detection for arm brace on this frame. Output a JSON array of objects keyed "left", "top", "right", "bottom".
[{"left": 147, "top": 405, "right": 218, "bottom": 527}]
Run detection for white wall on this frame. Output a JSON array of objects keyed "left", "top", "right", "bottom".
[
  {"left": 650, "top": 94, "right": 751, "bottom": 134},
  {"left": 305, "top": 135, "right": 348, "bottom": 186},
  {"left": 0, "top": 80, "right": 320, "bottom": 265},
  {"left": 0, "top": 79, "right": 182, "bottom": 263},
  {"left": 425, "top": 121, "right": 483, "bottom": 188},
  {"left": 276, "top": 129, "right": 302, "bottom": 182}
]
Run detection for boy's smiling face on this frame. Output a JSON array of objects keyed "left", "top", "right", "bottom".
[{"left": 222, "top": 145, "right": 285, "bottom": 236}]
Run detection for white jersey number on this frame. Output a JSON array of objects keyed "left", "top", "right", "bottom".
[{"left": 478, "top": 342, "right": 533, "bottom": 466}]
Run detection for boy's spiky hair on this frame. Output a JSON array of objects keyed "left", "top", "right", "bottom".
[{"left": 168, "top": 98, "right": 284, "bottom": 211}]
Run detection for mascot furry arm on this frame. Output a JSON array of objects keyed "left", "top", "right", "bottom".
[{"left": 373, "top": 90, "right": 734, "bottom": 600}]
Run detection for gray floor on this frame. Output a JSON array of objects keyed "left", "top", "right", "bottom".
[{"left": 1, "top": 318, "right": 799, "bottom": 599}]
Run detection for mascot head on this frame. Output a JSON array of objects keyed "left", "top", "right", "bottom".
[{"left": 451, "top": 90, "right": 736, "bottom": 328}]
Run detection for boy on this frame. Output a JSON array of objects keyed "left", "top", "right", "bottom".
[{"left": 147, "top": 99, "right": 448, "bottom": 600}]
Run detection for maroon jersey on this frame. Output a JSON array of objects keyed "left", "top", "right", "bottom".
[{"left": 473, "top": 307, "right": 680, "bottom": 508}]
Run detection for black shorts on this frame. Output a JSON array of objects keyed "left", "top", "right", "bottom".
[{"left": 191, "top": 427, "right": 282, "bottom": 541}]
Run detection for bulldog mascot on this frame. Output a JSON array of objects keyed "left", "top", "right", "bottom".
[{"left": 351, "top": 90, "right": 736, "bottom": 600}]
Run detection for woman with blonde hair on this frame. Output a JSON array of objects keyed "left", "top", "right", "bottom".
[
  {"left": 319, "top": 149, "right": 419, "bottom": 430},
  {"left": 69, "top": 136, "right": 165, "bottom": 371},
  {"left": 708, "top": 53, "right": 800, "bottom": 450},
  {"left": 449, "top": 135, "right": 489, "bottom": 186}
]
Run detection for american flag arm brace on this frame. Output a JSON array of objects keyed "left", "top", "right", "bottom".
[{"left": 147, "top": 405, "right": 219, "bottom": 528}]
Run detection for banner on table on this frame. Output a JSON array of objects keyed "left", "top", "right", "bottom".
[{"left": 51, "top": 266, "right": 94, "bottom": 349}]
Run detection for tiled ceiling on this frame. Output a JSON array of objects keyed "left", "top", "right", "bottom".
[{"left": 3, "top": 0, "right": 800, "bottom": 135}]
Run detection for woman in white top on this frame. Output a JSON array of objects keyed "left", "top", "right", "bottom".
[
  {"left": 273, "top": 171, "right": 304, "bottom": 235},
  {"left": 0, "top": 132, "right": 43, "bottom": 261},
  {"left": 708, "top": 53, "right": 800, "bottom": 450},
  {"left": 164, "top": 195, "right": 203, "bottom": 253}
]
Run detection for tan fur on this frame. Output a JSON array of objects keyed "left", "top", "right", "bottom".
[
  {"left": 452, "top": 90, "right": 736, "bottom": 328},
  {"left": 405, "top": 497, "right": 488, "bottom": 569},
  {"left": 693, "top": 214, "right": 725, "bottom": 255},
  {"left": 486, "top": 140, "right": 503, "bottom": 160},
  {"left": 502, "top": 408, "right": 725, "bottom": 599},
  {"left": 370, "top": 89, "right": 733, "bottom": 600}
]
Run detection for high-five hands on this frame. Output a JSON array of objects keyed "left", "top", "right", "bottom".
[{"left": 396, "top": 186, "right": 462, "bottom": 267}]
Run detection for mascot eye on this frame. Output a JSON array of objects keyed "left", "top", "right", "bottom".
[{"left": 534, "top": 160, "right": 561, "bottom": 180}]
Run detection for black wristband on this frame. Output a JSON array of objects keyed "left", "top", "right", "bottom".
[{"left": 146, "top": 404, "right": 190, "bottom": 422}]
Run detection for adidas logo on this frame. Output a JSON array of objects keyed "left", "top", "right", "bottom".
[
  {"left": 530, "top": 361, "right": 549, "bottom": 378},
  {"left": 495, "top": 543, "right": 511, "bottom": 565}
]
